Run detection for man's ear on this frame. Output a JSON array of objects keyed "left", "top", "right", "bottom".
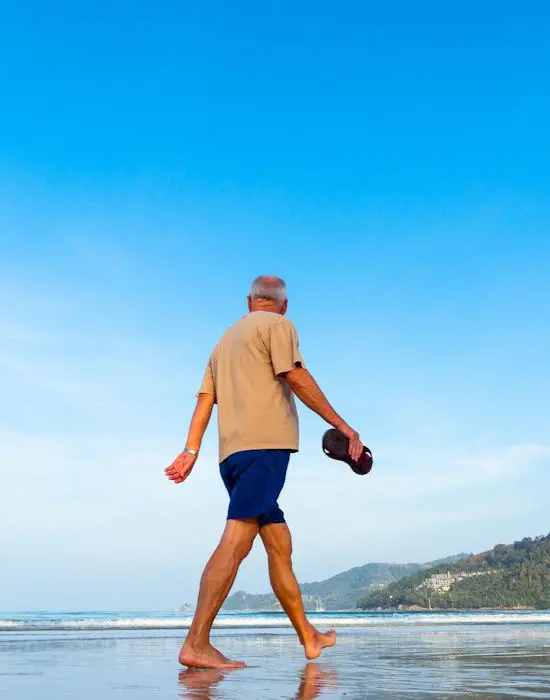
[
  {"left": 247, "top": 296, "right": 252, "bottom": 312},
  {"left": 281, "top": 299, "right": 288, "bottom": 315}
]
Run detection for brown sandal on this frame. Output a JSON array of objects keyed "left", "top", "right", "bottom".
[{"left": 322, "top": 429, "right": 373, "bottom": 475}]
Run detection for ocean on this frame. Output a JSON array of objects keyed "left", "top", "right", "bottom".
[{"left": 1, "top": 610, "right": 549, "bottom": 698}]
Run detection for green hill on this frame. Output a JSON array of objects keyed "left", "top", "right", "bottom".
[
  {"left": 358, "top": 533, "right": 550, "bottom": 610},
  {"left": 222, "top": 554, "right": 469, "bottom": 611}
]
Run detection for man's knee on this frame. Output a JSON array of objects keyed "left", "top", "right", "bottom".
[
  {"left": 235, "top": 535, "right": 255, "bottom": 560},
  {"left": 222, "top": 519, "right": 258, "bottom": 560},
  {"left": 261, "top": 523, "right": 293, "bottom": 560}
]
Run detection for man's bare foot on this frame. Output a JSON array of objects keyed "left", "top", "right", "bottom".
[
  {"left": 178, "top": 642, "right": 246, "bottom": 669},
  {"left": 303, "top": 629, "right": 337, "bottom": 660}
]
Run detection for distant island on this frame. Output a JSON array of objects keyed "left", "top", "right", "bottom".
[
  {"left": 358, "top": 533, "right": 550, "bottom": 610},
  {"left": 222, "top": 553, "right": 470, "bottom": 612},
  {"left": 177, "top": 604, "right": 194, "bottom": 612}
]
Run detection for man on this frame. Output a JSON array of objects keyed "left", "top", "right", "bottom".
[{"left": 165, "top": 275, "right": 363, "bottom": 669}]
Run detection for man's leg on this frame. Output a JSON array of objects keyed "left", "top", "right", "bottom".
[
  {"left": 179, "top": 518, "right": 259, "bottom": 668},
  {"left": 260, "top": 523, "right": 336, "bottom": 660}
]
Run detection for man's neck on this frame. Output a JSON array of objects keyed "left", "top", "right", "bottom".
[{"left": 249, "top": 303, "right": 282, "bottom": 315}]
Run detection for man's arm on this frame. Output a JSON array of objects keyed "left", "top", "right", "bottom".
[
  {"left": 164, "top": 393, "right": 216, "bottom": 484},
  {"left": 185, "top": 393, "right": 216, "bottom": 452},
  {"left": 282, "top": 366, "right": 364, "bottom": 462}
]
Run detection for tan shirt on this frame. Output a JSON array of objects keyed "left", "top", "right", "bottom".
[{"left": 198, "top": 311, "right": 305, "bottom": 463}]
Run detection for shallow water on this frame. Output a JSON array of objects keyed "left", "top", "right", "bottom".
[{"left": 1, "top": 621, "right": 550, "bottom": 699}]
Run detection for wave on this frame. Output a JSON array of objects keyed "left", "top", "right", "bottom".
[{"left": 1, "top": 610, "right": 550, "bottom": 632}]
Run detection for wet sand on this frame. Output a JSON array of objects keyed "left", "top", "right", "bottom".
[{"left": 1, "top": 624, "right": 549, "bottom": 698}]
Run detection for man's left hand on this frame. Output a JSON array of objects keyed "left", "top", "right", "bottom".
[{"left": 164, "top": 452, "right": 197, "bottom": 484}]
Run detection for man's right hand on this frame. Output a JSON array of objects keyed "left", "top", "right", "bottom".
[
  {"left": 339, "top": 424, "right": 364, "bottom": 462},
  {"left": 164, "top": 452, "right": 198, "bottom": 484}
]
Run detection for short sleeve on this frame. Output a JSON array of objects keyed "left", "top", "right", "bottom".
[
  {"left": 196, "top": 357, "right": 216, "bottom": 400},
  {"left": 269, "top": 318, "right": 306, "bottom": 376}
]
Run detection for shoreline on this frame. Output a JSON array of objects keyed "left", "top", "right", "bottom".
[
  {"left": 223, "top": 605, "right": 540, "bottom": 613},
  {"left": 360, "top": 605, "right": 538, "bottom": 612}
]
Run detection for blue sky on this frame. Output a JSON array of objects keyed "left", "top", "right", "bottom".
[{"left": 1, "top": 1, "right": 549, "bottom": 610}]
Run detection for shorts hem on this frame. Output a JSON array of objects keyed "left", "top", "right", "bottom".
[{"left": 226, "top": 514, "right": 286, "bottom": 527}]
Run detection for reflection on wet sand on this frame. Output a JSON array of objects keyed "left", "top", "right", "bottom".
[
  {"left": 178, "top": 668, "right": 227, "bottom": 699},
  {"left": 294, "top": 663, "right": 338, "bottom": 700},
  {"left": 178, "top": 663, "right": 338, "bottom": 700}
]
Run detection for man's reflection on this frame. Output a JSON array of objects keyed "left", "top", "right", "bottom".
[
  {"left": 294, "top": 663, "right": 338, "bottom": 699},
  {"left": 178, "top": 663, "right": 338, "bottom": 699},
  {"left": 178, "top": 668, "right": 226, "bottom": 699}
]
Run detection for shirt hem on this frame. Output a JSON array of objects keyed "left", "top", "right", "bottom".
[{"left": 219, "top": 444, "right": 299, "bottom": 464}]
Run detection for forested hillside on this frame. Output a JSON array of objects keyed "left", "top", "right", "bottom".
[{"left": 358, "top": 534, "right": 550, "bottom": 610}]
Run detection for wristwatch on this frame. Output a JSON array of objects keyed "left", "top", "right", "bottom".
[{"left": 183, "top": 448, "right": 199, "bottom": 457}]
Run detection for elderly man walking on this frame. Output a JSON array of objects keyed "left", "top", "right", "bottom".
[{"left": 165, "top": 275, "right": 363, "bottom": 669}]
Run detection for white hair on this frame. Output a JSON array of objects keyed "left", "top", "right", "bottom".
[{"left": 249, "top": 275, "right": 287, "bottom": 303}]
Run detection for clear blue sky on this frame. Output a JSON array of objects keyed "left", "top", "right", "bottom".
[{"left": 1, "top": 1, "right": 549, "bottom": 610}]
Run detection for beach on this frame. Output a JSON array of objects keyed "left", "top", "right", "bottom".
[{"left": 1, "top": 611, "right": 549, "bottom": 698}]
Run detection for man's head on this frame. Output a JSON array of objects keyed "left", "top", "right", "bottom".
[{"left": 247, "top": 275, "right": 288, "bottom": 315}]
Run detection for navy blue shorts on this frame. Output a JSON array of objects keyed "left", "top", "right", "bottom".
[{"left": 219, "top": 449, "right": 290, "bottom": 528}]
